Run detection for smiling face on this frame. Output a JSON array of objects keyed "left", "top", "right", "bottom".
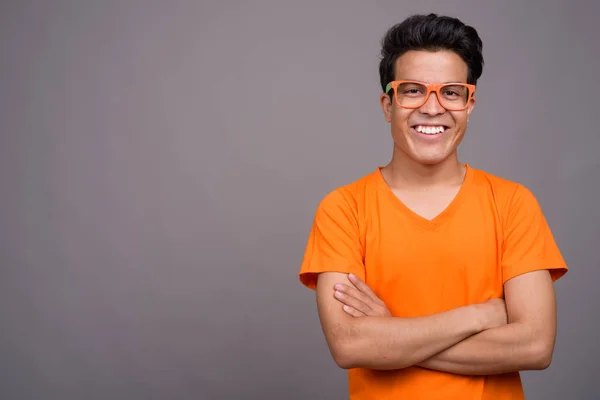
[{"left": 380, "top": 50, "right": 476, "bottom": 166}]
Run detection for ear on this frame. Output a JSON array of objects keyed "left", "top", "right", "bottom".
[
  {"left": 466, "top": 97, "right": 476, "bottom": 120},
  {"left": 380, "top": 92, "right": 393, "bottom": 123}
]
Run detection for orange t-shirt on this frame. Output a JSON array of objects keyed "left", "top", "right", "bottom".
[{"left": 298, "top": 164, "right": 568, "bottom": 400}]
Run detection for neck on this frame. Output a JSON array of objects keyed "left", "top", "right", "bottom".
[{"left": 382, "top": 150, "right": 466, "bottom": 189}]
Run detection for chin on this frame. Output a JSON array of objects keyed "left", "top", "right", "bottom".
[
  {"left": 407, "top": 150, "right": 455, "bottom": 166},
  {"left": 393, "top": 131, "right": 462, "bottom": 164},
  {"left": 413, "top": 157, "right": 449, "bottom": 166}
]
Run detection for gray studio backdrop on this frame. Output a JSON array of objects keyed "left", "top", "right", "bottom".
[{"left": 1, "top": 1, "right": 598, "bottom": 399}]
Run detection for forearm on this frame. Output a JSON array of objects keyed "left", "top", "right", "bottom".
[
  {"left": 335, "top": 305, "right": 483, "bottom": 370},
  {"left": 417, "top": 321, "right": 551, "bottom": 375}
]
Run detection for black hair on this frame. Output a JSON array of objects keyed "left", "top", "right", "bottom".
[{"left": 379, "top": 13, "right": 484, "bottom": 94}]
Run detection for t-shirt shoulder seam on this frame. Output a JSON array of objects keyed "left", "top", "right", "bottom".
[
  {"left": 472, "top": 167, "right": 529, "bottom": 204},
  {"left": 473, "top": 167, "right": 523, "bottom": 188},
  {"left": 321, "top": 169, "right": 378, "bottom": 204}
]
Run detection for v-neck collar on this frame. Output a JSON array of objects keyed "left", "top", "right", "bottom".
[{"left": 374, "top": 163, "right": 474, "bottom": 231}]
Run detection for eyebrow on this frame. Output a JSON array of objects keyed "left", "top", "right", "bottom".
[{"left": 402, "top": 79, "right": 468, "bottom": 84}]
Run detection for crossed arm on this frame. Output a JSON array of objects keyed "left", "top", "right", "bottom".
[{"left": 315, "top": 270, "right": 557, "bottom": 375}]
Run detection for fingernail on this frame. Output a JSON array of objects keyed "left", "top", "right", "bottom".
[
  {"left": 335, "top": 291, "right": 342, "bottom": 297},
  {"left": 334, "top": 284, "right": 343, "bottom": 290},
  {"left": 348, "top": 273, "right": 355, "bottom": 279}
]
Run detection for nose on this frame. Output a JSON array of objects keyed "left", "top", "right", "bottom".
[{"left": 419, "top": 91, "right": 445, "bottom": 116}]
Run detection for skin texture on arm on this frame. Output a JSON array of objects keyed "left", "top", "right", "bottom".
[
  {"left": 417, "top": 270, "right": 557, "bottom": 375},
  {"left": 335, "top": 270, "right": 557, "bottom": 374},
  {"left": 315, "top": 271, "right": 507, "bottom": 370}
]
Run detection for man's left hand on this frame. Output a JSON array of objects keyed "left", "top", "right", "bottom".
[{"left": 333, "top": 273, "right": 392, "bottom": 318}]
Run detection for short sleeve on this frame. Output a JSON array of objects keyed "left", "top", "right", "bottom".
[
  {"left": 501, "top": 184, "right": 568, "bottom": 284},
  {"left": 298, "top": 189, "right": 365, "bottom": 290}
]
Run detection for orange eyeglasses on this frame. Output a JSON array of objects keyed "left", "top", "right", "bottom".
[{"left": 385, "top": 80, "right": 476, "bottom": 111}]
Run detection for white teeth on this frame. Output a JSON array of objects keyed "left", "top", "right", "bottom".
[{"left": 415, "top": 125, "right": 445, "bottom": 135}]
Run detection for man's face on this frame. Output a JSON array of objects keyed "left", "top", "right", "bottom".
[{"left": 380, "top": 50, "right": 475, "bottom": 166}]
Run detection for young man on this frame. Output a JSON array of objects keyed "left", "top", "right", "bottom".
[{"left": 298, "top": 13, "right": 568, "bottom": 400}]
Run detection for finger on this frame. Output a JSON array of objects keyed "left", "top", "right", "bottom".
[
  {"left": 335, "top": 284, "right": 375, "bottom": 310},
  {"left": 342, "top": 305, "right": 366, "bottom": 318},
  {"left": 347, "top": 274, "right": 384, "bottom": 304},
  {"left": 336, "top": 285, "right": 392, "bottom": 318},
  {"left": 334, "top": 290, "right": 372, "bottom": 315},
  {"left": 347, "top": 273, "right": 374, "bottom": 294}
]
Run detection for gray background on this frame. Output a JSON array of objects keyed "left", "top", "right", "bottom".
[{"left": 1, "top": 1, "right": 598, "bottom": 399}]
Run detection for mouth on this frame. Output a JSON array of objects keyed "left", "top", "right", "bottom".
[{"left": 411, "top": 124, "right": 451, "bottom": 137}]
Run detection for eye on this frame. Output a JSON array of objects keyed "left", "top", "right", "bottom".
[
  {"left": 441, "top": 85, "right": 467, "bottom": 98},
  {"left": 402, "top": 86, "right": 425, "bottom": 95}
]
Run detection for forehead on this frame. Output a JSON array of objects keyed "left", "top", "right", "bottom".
[{"left": 394, "top": 50, "right": 468, "bottom": 83}]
